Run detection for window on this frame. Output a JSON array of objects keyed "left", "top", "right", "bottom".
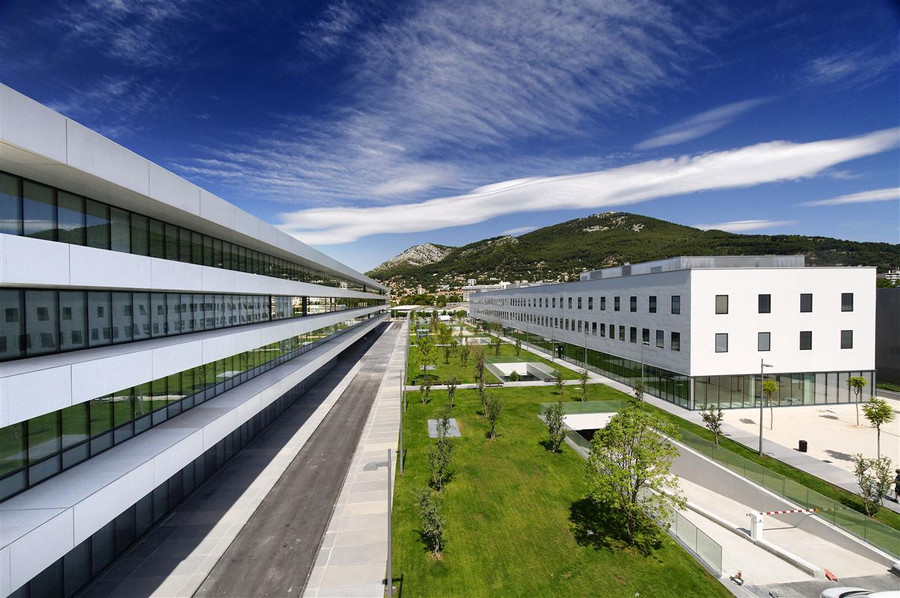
[
  {"left": 592, "top": 322, "right": 597, "bottom": 335},
  {"left": 568, "top": 297, "right": 572, "bottom": 309},
  {"left": 0, "top": 173, "right": 23, "bottom": 236},
  {"left": 630, "top": 296, "right": 637, "bottom": 312},
  {"left": 588, "top": 297, "right": 593, "bottom": 310},
  {"left": 758, "top": 332, "right": 770, "bottom": 352},
  {"left": 841, "top": 330, "right": 853, "bottom": 349},
  {"left": 649, "top": 296, "right": 657, "bottom": 313},
  {"left": 671, "top": 295, "right": 680, "bottom": 314},
  {"left": 715, "top": 333, "right": 728, "bottom": 353},
  {"left": 799, "top": 331, "right": 812, "bottom": 350},
  {"left": 85, "top": 200, "right": 110, "bottom": 249},
  {"left": 629, "top": 327, "right": 637, "bottom": 343},
  {"left": 23, "top": 181, "right": 57, "bottom": 241},
  {"left": 552, "top": 298, "right": 556, "bottom": 308},
  {"left": 841, "top": 293, "right": 853, "bottom": 312},
  {"left": 57, "top": 192, "right": 85, "bottom": 245},
  {"left": 577, "top": 297, "right": 582, "bottom": 310},
  {"left": 600, "top": 296, "right": 606, "bottom": 311},
  {"left": 671, "top": 332, "right": 680, "bottom": 351},
  {"left": 758, "top": 294, "right": 771, "bottom": 314},
  {"left": 800, "top": 293, "right": 813, "bottom": 313},
  {"left": 656, "top": 330, "right": 664, "bottom": 348},
  {"left": 641, "top": 328, "right": 649, "bottom": 344},
  {"left": 715, "top": 295, "right": 728, "bottom": 314},
  {"left": 614, "top": 297, "right": 620, "bottom": 311},
  {"left": 110, "top": 208, "right": 131, "bottom": 253},
  {"left": 618, "top": 326, "right": 625, "bottom": 341}
]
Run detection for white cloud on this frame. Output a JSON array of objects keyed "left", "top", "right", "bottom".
[
  {"left": 802, "top": 45, "right": 899, "bottom": 89},
  {"left": 635, "top": 98, "right": 768, "bottom": 150},
  {"left": 276, "top": 128, "right": 899, "bottom": 244},
  {"left": 800, "top": 187, "right": 899, "bottom": 207},
  {"left": 692, "top": 219, "right": 794, "bottom": 233},
  {"left": 500, "top": 226, "right": 537, "bottom": 236}
]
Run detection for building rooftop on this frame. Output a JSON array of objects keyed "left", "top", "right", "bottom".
[{"left": 579, "top": 255, "right": 806, "bottom": 281}]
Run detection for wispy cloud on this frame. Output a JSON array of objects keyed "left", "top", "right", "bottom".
[
  {"left": 635, "top": 98, "right": 768, "bottom": 150},
  {"left": 298, "top": 0, "right": 364, "bottom": 62},
  {"left": 275, "top": 128, "right": 899, "bottom": 244},
  {"left": 802, "top": 45, "right": 899, "bottom": 89},
  {"left": 693, "top": 219, "right": 794, "bottom": 233},
  {"left": 500, "top": 226, "right": 537, "bottom": 236},
  {"left": 176, "top": 0, "right": 718, "bottom": 205},
  {"left": 800, "top": 187, "right": 899, "bottom": 207}
]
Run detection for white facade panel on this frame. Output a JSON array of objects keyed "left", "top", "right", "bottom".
[
  {"left": 148, "top": 162, "right": 201, "bottom": 216},
  {"left": 0, "top": 235, "right": 71, "bottom": 287},
  {"left": 8, "top": 510, "right": 73, "bottom": 593},
  {"left": 65, "top": 119, "right": 150, "bottom": 197},
  {"left": 0, "top": 85, "right": 67, "bottom": 164},
  {"left": 69, "top": 243, "right": 153, "bottom": 289},
  {"left": 1, "top": 365, "right": 72, "bottom": 427},
  {"left": 199, "top": 189, "right": 236, "bottom": 230}
]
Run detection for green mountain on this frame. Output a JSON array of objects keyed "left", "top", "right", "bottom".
[{"left": 366, "top": 212, "right": 900, "bottom": 289}]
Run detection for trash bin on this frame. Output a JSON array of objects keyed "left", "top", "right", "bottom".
[{"left": 798, "top": 440, "right": 808, "bottom": 453}]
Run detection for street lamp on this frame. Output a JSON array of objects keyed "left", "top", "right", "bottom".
[
  {"left": 640, "top": 339, "right": 650, "bottom": 387},
  {"left": 759, "top": 359, "right": 773, "bottom": 456},
  {"left": 365, "top": 449, "right": 393, "bottom": 596}
]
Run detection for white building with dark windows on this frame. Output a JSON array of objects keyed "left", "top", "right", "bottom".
[
  {"left": 470, "top": 256, "right": 875, "bottom": 410},
  {"left": 0, "top": 85, "right": 388, "bottom": 597}
]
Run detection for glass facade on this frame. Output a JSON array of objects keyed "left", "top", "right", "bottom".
[
  {"left": 0, "top": 288, "right": 384, "bottom": 362},
  {"left": 0, "top": 171, "right": 384, "bottom": 294},
  {"left": 693, "top": 370, "right": 874, "bottom": 410},
  {"left": 0, "top": 312, "right": 378, "bottom": 501},
  {"left": 9, "top": 356, "right": 337, "bottom": 598}
]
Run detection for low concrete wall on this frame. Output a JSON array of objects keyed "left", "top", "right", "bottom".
[{"left": 670, "top": 439, "right": 898, "bottom": 569}]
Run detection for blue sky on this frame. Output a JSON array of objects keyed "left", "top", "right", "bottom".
[{"left": 1, "top": 0, "right": 898, "bottom": 273}]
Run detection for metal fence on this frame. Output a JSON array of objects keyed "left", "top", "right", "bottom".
[{"left": 676, "top": 427, "right": 900, "bottom": 558}]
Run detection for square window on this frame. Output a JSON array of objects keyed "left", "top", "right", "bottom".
[
  {"left": 715, "top": 295, "right": 728, "bottom": 314},
  {"left": 715, "top": 333, "right": 728, "bottom": 353},
  {"left": 799, "top": 330, "right": 812, "bottom": 350},
  {"left": 649, "top": 296, "right": 657, "bottom": 313},
  {"left": 671, "top": 332, "right": 680, "bottom": 351},
  {"left": 800, "top": 293, "right": 813, "bottom": 313},
  {"left": 841, "top": 293, "right": 853, "bottom": 312},
  {"left": 758, "top": 294, "right": 771, "bottom": 314},
  {"left": 841, "top": 329, "right": 853, "bottom": 349},
  {"left": 671, "top": 295, "right": 681, "bottom": 315},
  {"left": 758, "top": 332, "right": 770, "bottom": 351},
  {"left": 656, "top": 330, "right": 664, "bottom": 348}
]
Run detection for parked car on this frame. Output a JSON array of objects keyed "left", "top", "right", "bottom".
[{"left": 820, "top": 589, "right": 900, "bottom": 598}]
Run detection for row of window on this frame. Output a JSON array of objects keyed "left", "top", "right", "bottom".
[
  {"left": 0, "top": 288, "right": 384, "bottom": 362},
  {"left": 0, "top": 312, "right": 377, "bottom": 501},
  {"left": 478, "top": 294, "right": 682, "bottom": 314},
  {"left": 714, "top": 330, "right": 854, "bottom": 353},
  {"left": 0, "top": 171, "right": 383, "bottom": 294},
  {"left": 10, "top": 359, "right": 336, "bottom": 598},
  {"left": 715, "top": 292, "right": 853, "bottom": 314}
]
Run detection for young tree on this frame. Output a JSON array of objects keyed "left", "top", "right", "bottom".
[
  {"left": 437, "top": 324, "right": 453, "bottom": 364},
  {"left": 700, "top": 405, "right": 725, "bottom": 447},
  {"left": 762, "top": 379, "right": 779, "bottom": 431},
  {"left": 491, "top": 334, "right": 502, "bottom": 357},
  {"left": 579, "top": 369, "right": 589, "bottom": 402},
  {"left": 545, "top": 400, "right": 566, "bottom": 452},
  {"left": 852, "top": 454, "right": 894, "bottom": 515},
  {"left": 473, "top": 345, "right": 485, "bottom": 384},
  {"left": 419, "top": 378, "right": 432, "bottom": 404},
  {"left": 862, "top": 397, "right": 895, "bottom": 458},
  {"left": 460, "top": 340, "right": 469, "bottom": 366},
  {"left": 419, "top": 336, "right": 435, "bottom": 377},
  {"left": 446, "top": 376, "right": 458, "bottom": 408},
  {"left": 428, "top": 418, "right": 453, "bottom": 491},
  {"left": 586, "top": 404, "right": 685, "bottom": 546},
  {"left": 515, "top": 337, "right": 522, "bottom": 356},
  {"left": 553, "top": 369, "right": 565, "bottom": 397},
  {"left": 485, "top": 394, "right": 502, "bottom": 439},
  {"left": 632, "top": 380, "right": 645, "bottom": 403},
  {"left": 417, "top": 488, "right": 445, "bottom": 558},
  {"left": 848, "top": 376, "right": 868, "bottom": 426}
]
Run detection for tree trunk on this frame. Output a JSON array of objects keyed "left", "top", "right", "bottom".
[{"left": 877, "top": 426, "right": 881, "bottom": 459}]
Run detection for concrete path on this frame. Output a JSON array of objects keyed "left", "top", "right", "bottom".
[
  {"left": 501, "top": 333, "right": 900, "bottom": 515},
  {"left": 303, "top": 318, "right": 407, "bottom": 597},
  {"left": 403, "top": 378, "right": 601, "bottom": 391},
  {"left": 79, "top": 323, "right": 393, "bottom": 598}
]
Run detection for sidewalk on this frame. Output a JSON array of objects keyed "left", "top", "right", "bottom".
[
  {"left": 496, "top": 332, "right": 900, "bottom": 516},
  {"left": 303, "top": 319, "right": 407, "bottom": 597}
]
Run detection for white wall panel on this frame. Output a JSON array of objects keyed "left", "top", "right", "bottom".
[
  {"left": 148, "top": 163, "right": 201, "bottom": 216},
  {"left": 71, "top": 349, "right": 154, "bottom": 405},
  {"left": 199, "top": 189, "right": 235, "bottom": 230},
  {"left": 0, "top": 235, "right": 70, "bottom": 287},
  {"left": 69, "top": 244, "right": 152, "bottom": 289},
  {"left": 0, "top": 85, "right": 67, "bottom": 164},
  {"left": 66, "top": 120, "right": 149, "bottom": 197},
  {"left": 8, "top": 510, "right": 73, "bottom": 593},
  {"left": 1, "top": 366, "right": 71, "bottom": 427}
]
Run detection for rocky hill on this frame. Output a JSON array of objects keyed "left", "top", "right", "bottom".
[{"left": 366, "top": 212, "right": 900, "bottom": 290}]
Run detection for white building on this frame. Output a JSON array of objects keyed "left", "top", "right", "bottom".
[
  {"left": 470, "top": 256, "right": 875, "bottom": 410},
  {"left": 0, "top": 85, "right": 388, "bottom": 597}
]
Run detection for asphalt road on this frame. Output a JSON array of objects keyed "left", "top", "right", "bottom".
[{"left": 193, "top": 322, "right": 397, "bottom": 597}]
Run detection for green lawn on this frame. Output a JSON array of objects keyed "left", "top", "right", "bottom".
[{"left": 392, "top": 385, "right": 728, "bottom": 598}]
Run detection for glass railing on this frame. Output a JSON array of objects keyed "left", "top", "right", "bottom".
[{"left": 663, "top": 510, "right": 723, "bottom": 577}]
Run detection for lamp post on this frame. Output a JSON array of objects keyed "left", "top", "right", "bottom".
[
  {"left": 640, "top": 339, "right": 650, "bottom": 387},
  {"left": 365, "top": 449, "right": 393, "bottom": 596},
  {"left": 759, "top": 359, "right": 773, "bottom": 456}
]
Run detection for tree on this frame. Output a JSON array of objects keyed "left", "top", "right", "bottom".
[
  {"left": 491, "top": 334, "right": 502, "bottom": 356},
  {"left": 460, "top": 339, "right": 469, "bottom": 366},
  {"left": 545, "top": 400, "right": 566, "bottom": 452},
  {"left": 485, "top": 394, "right": 502, "bottom": 439},
  {"left": 862, "top": 397, "right": 895, "bottom": 458},
  {"left": 428, "top": 409, "right": 453, "bottom": 491},
  {"left": 417, "top": 489, "right": 445, "bottom": 557},
  {"left": 553, "top": 369, "right": 565, "bottom": 397},
  {"left": 762, "top": 379, "right": 778, "bottom": 430},
  {"left": 632, "top": 380, "right": 645, "bottom": 403},
  {"left": 700, "top": 405, "right": 725, "bottom": 447},
  {"left": 437, "top": 324, "right": 453, "bottom": 364},
  {"left": 419, "top": 378, "right": 432, "bottom": 404},
  {"left": 848, "top": 376, "right": 868, "bottom": 426},
  {"left": 473, "top": 345, "right": 485, "bottom": 384},
  {"left": 585, "top": 404, "right": 685, "bottom": 546},
  {"left": 515, "top": 337, "right": 522, "bottom": 356},
  {"left": 579, "top": 369, "right": 589, "bottom": 402},
  {"left": 852, "top": 454, "right": 894, "bottom": 515},
  {"left": 446, "top": 376, "right": 458, "bottom": 408}
]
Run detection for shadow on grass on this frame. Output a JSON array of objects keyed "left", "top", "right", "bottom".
[
  {"left": 538, "top": 439, "right": 562, "bottom": 453},
  {"left": 569, "top": 497, "right": 663, "bottom": 557}
]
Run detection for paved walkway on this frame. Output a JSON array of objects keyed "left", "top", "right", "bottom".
[
  {"left": 303, "top": 319, "right": 407, "bottom": 598},
  {"left": 499, "top": 333, "right": 900, "bottom": 515}
]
